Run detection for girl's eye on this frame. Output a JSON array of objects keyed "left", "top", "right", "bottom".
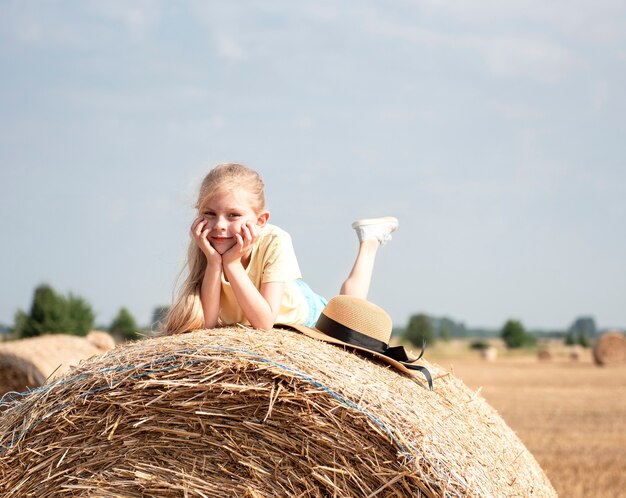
[
  {"left": 203, "top": 211, "right": 216, "bottom": 217},
  {"left": 228, "top": 213, "right": 241, "bottom": 218}
]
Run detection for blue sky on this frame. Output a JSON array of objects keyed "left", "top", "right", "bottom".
[{"left": 1, "top": 1, "right": 625, "bottom": 330}]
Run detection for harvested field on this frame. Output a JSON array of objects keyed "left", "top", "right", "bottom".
[{"left": 440, "top": 350, "right": 626, "bottom": 498}]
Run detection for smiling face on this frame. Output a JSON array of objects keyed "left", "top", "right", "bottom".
[{"left": 200, "top": 189, "right": 268, "bottom": 254}]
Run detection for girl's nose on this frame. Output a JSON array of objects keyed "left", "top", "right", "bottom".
[{"left": 215, "top": 216, "right": 228, "bottom": 230}]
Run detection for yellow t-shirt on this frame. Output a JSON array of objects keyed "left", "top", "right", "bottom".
[{"left": 218, "top": 224, "right": 309, "bottom": 326}]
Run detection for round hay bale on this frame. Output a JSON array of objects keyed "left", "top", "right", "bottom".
[
  {"left": 0, "top": 328, "right": 556, "bottom": 497},
  {"left": 569, "top": 345, "right": 582, "bottom": 361},
  {"left": 0, "top": 334, "right": 114, "bottom": 397},
  {"left": 537, "top": 349, "right": 552, "bottom": 361},
  {"left": 593, "top": 331, "right": 626, "bottom": 366},
  {"left": 480, "top": 346, "right": 497, "bottom": 362},
  {"left": 87, "top": 330, "right": 116, "bottom": 351}
]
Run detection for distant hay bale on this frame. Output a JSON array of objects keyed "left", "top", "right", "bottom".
[
  {"left": 0, "top": 328, "right": 556, "bottom": 497},
  {"left": 480, "top": 346, "right": 498, "bottom": 362},
  {"left": 537, "top": 349, "right": 552, "bottom": 361},
  {"left": 569, "top": 345, "right": 582, "bottom": 361},
  {"left": 87, "top": 330, "right": 116, "bottom": 351},
  {"left": 0, "top": 333, "right": 115, "bottom": 396},
  {"left": 593, "top": 331, "right": 626, "bottom": 366}
]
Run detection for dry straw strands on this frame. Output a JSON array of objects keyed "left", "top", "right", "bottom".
[
  {"left": 0, "top": 327, "right": 556, "bottom": 497},
  {"left": 0, "top": 332, "right": 115, "bottom": 396},
  {"left": 593, "top": 331, "right": 626, "bottom": 366}
]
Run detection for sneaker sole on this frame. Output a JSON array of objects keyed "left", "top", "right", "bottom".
[{"left": 351, "top": 216, "right": 399, "bottom": 230}]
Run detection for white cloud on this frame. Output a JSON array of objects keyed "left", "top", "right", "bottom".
[
  {"left": 359, "top": 10, "right": 584, "bottom": 82},
  {"left": 295, "top": 116, "right": 313, "bottom": 129},
  {"left": 214, "top": 34, "right": 247, "bottom": 60},
  {"left": 417, "top": 0, "right": 626, "bottom": 42},
  {"left": 1, "top": 1, "right": 164, "bottom": 48},
  {"left": 492, "top": 101, "right": 545, "bottom": 120},
  {"left": 88, "top": 0, "right": 162, "bottom": 39},
  {"left": 480, "top": 34, "right": 585, "bottom": 82},
  {"left": 0, "top": 2, "right": 82, "bottom": 46}
]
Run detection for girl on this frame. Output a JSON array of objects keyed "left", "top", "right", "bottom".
[{"left": 163, "top": 163, "right": 398, "bottom": 334}]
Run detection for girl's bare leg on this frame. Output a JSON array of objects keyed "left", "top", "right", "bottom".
[
  {"left": 340, "top": 240, "right": 379, "bottom": 299},
  {"left": 339, "top": 217, "right": 398, "bottom": 299}
]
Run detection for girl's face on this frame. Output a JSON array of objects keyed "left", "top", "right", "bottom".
[{"left": 200, "top": 189, "right": 268, "bottom": 254}]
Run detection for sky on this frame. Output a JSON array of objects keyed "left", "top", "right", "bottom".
[{"left": 1, "top": 1, "right": 625, "bottom": 331}]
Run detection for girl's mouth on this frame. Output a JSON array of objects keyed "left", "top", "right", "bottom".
[{"left": 211, "top": 236, "right": 233, "bottom": 244}]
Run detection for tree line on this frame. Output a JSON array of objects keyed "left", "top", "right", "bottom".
[
  {"left": 398, "top": 313, "right": 597, "bottom": 350},
  {"left": 5, "top": 283, "right": 599, "bottom": 350},
  {"left": 7, "top": 283, "right": 169, "bottom": 343}
]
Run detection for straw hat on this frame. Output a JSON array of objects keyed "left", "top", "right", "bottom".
[{"left": 279, "top": 295, "right": 432, "bottom": 389}]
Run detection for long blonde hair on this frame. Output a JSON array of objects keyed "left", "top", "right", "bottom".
[{"left": 162, "top": 163, "right": 266, "bottom": 335}]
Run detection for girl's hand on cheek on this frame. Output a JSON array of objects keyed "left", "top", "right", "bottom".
[
  {"left": 191, "top": 216, "right": 221, "bottom": 267},
  {"left": 223, "top": 221, "right": 258, "bottom": 265},
  {"left": 242, "top": 220, "right": 258, "bottom": 242}
]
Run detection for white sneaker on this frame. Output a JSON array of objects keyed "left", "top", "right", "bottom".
[{"left": 351, "top": 216, "right": 399, "bottom": 245}]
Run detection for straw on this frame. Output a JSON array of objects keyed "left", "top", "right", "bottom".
[
  {"left": 593, "top": 331, "right": 626, "bottom": 366},
  {"left": 0, "top": 327, "right": 556, "bottom": 497},
  {"left": 0, "top": 333, "right": 115, "bottom": 396}
]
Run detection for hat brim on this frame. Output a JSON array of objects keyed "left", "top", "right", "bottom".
[{"left": 277, "top": 323, "right": 415, "bottom": 376}]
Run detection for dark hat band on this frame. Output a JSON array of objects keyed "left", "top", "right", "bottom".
[
  {"left": 316, "top": 313, "right": 419, "bottom": 364},
  {"left": 316, "top": 312, "right": 433, "bottom": 390},
  {"left": 316, "top": 313, "right": 389, "bottom": 353}
]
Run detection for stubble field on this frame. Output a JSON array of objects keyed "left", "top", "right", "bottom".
[{"left": 430, "top": 346, "right": 626, "bottom": 498}]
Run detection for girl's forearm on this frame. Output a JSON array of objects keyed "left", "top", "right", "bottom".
[
  {"left": 223, "top": 262, "right": 275, "bottom": 330},
  {"left": 201, "top": 265, "right": 222, "bottom": 328}
]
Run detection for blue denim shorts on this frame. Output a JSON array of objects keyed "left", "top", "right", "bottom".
[{"left": 294, "top": 279, "right": 328, "bottom": 327}]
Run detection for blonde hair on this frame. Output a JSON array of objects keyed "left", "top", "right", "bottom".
[{"left": 162, "top": 163, "right": 266, "bottom": 335}]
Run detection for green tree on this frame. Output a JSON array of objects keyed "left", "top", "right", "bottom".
[
  {"left": 404, "top": 313, "right": 435, "bottom": 348},
  {"left": 15, "top": 284, "right": 70, "bottom": 337},
  {"left": 67, "top": 294, "right": 95, "bottom": 336},
  {"left": 13, "top": 284, "right": 95, "bottom": 338},
  {"left": 12, "top": 309, "right": 29, "bottom": 339},
  {"left": 501, "top": 319, "right": 536, "bottom": 348},
  {"left": 566, "top": 316, "right": 595, "bottom": 348},
  {"left": 565, "top": 330, "right": 590, "bottom": 347},
  {"left": 577, "top": 332, "right": 590, "bottom": 348},
  {"left": 110, "top": 307, "right": 140, "bottom": 341},
  {"left": 568, "top": 316, "right": 597, "bottom": 337},
  {"left": 440, "top": 323, "right": 452, "bottom": 342}
]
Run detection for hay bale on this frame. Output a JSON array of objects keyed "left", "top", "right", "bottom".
[
  {"left": 537, "top": 349, "right": 552, "bottom": 361},
  {"left": 593, "top": 331, "right": 626, "bottom": 366},
  {"left": 87, "top": 330, "right": 116, "bottom": 351},
  {"left": 0, "top": 333, "right": 114, "bottom": 396},
  {"left": 480, "top": 346, "right": 497, "bottom": 362},
  {"left": 0, "top": 328, "right": 556, "bottom": 497},
  {"left": 569, "top": 345, "right": 582, "bottom": 361}
]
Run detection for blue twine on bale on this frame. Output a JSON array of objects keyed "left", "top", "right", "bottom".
[{"left": 0, "top": 344, "right": 462, "bottom": 497}]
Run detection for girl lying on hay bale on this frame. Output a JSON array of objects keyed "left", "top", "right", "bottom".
[
  {"left": 163, "top": 162, "right": 399, "bottom": 335},
  {"left": 163, "top": 162, "right": 432, "bottom": 384},
  {"left": 0, "top": 324, "right": 556, "bottom": 497}
]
